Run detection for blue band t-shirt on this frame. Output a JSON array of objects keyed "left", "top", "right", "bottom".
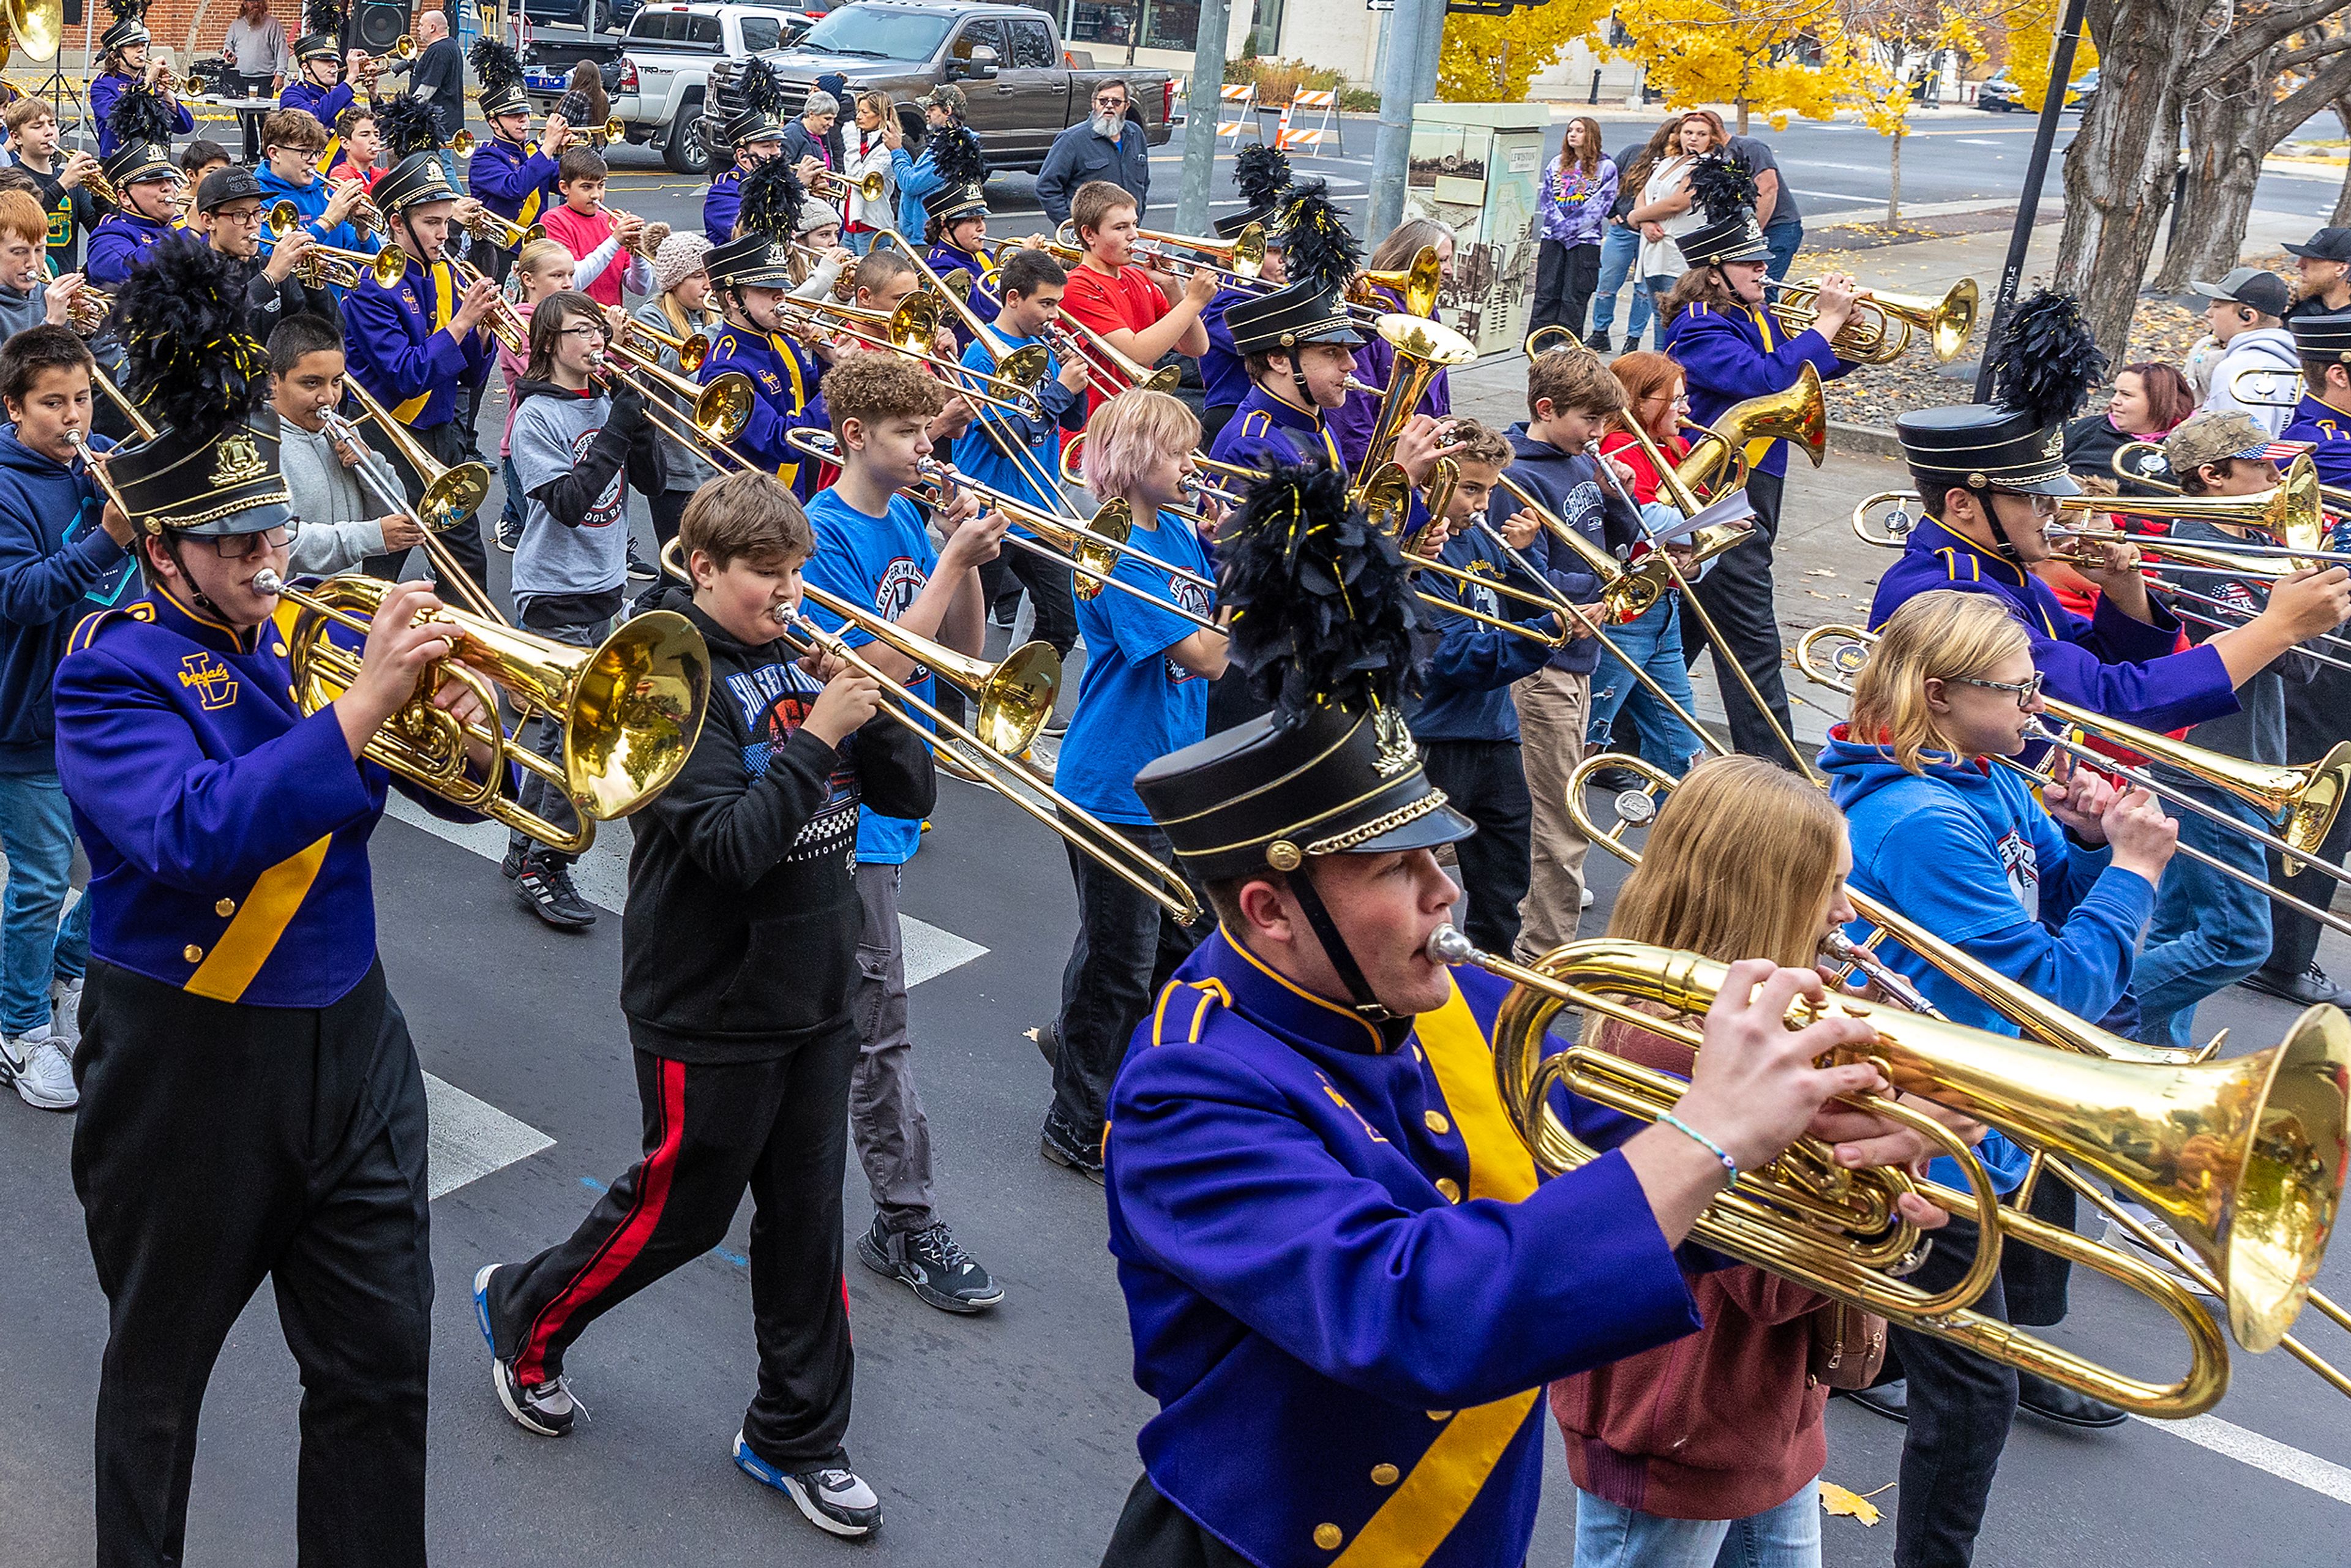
[{"left": 1057, "top": 509, "right": 1214, "bottom": 824}]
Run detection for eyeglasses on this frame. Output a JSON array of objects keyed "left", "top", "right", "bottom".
[
  {"left": 1093, "top": 94, "right": 1127, "bottom": 108},
  {"left": 1952, "top": 670, "right": 2045, "bottom": 708},
  {"left": 559, "top": 323, "right": 612, "bottom": 343},
  {"left": 208, "top": 523, "right": 296, "bottom": 560}
]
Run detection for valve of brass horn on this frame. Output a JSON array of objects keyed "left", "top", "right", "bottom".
[{"left": 1773, "top": 276, "right": 1978, "bottom": 365}]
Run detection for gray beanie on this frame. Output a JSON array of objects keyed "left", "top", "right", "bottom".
[{"left": 651, "top": 230, "right": 712, "bottom": 295}]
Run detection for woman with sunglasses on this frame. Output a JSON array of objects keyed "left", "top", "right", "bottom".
[{"left": 1818, "top": 589, "right": 2177, "bottom": 1564}]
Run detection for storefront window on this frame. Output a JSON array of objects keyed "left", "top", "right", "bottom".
[
  {"left": 1243, "top": 0, "right": 1283, "bottom": 58},
  {"left": 1068, "top": 0, "right": 1137, "bottom": 47},
  {"left": 1143, "top": 0, "right": 1199, "bottom": 50}
]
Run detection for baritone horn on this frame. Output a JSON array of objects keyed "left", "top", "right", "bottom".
[
  {"left": 1348, "top": 244, "right": 1444, "bottom": 318},
  {"left": 254, "top": 570, "right": 711, "bottom": 855},
  {"left": 1774, "top": 277, "right": 1978, "bottom": 364},
  {"left": 811, "top": 167, "right": 888, "bottom": 203}
]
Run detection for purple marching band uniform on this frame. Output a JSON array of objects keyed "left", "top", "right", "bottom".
[
  {"left": 699, "top": 231, "right": 833, "bottom": 500},
  {"left": 1327, "top": 281, "right": 1450, "bottom": 472},
  {"left": 923, "top": 240, "right": 998, "bottom": 350},
  {"left": 1198, "top": 283, "right": 1254, "bottom": 416},
  {"left": 340, "top": 248, "right": 492, "bottom": 427},
  {"left": 85, "top": 206, "right": 178, "bottom": 288},
  {"left": 90, "top": 73, "right": 192, "bottom": 158},
  {"left": 1660, "top": 298, "right": 1850, "bottom": 483},
  {"left": 703, "top": 165, "right": 746, "bottom": 247},
  {"left": 469, "top": 132, "right": 560, "bottom": 233}
]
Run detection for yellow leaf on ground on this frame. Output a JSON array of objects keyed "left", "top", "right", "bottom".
[{"left": 1820, "top": 1480, "right": 1892, "bottom": 1525}]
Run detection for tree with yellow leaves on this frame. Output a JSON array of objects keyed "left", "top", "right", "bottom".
[
  {"left": 1605, "top": 0, "right": 1856, "bottom": 133},
  {"left": 1437, "top": 0, "right": 1614, "bottom": 102},
  {"left": 1845, "top": 0, "right": 1989, "bottom": 224}
]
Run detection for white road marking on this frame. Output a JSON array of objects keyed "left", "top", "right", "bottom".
[
  {"left": 2135, "top": 1414, "right": 2351, "bottom": 1506},
  {"left": 424, "top": 1072, "right": 554, "bottom": 1201}
]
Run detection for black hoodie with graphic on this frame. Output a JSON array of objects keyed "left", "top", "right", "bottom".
[{"left": 620, "top": 586, "right": 935, "bottom": 1063}]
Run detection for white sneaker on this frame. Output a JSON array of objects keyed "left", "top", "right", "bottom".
[
  {"left": 0, "top": 1024, "right": 77, "bottom": 1111},
  {"left": 1580, "top": 886, "right": 1595, "bottom": 910},
  {"left": 50, "top": 977, "right": 83, "bottom": 1052},
  {"left": 2102, "top": 1210, "right": 2216, "bottom": 1299}
]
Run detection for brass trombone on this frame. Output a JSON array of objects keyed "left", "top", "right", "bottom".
[
  {"left": 2112, "top": 437, "right": 2351, "bottom": 535},
  {"left": 870, "top": 230, "right": 1050, "bottom": 389},
  {"left": 87, "top": 364, "right": 157, "bottom": 439},
  {"left": 598, "top": 340, "right": 757, "bottom": 445},
  {"left": 1524, "top": 323, "right": 1582, "bottom": 358},
  {"left": 254, "top": 569, "right": 710, "bottom": 853},
  {"left": 444, "top": 253, "right": 531, "bottom": 355},
  {"left": 337, "top": 374, "right": 493, "bottom": 534},
  {"left": 1134, "top": 221, "right": 1266, "bottom": 282},
  {"left": 2229, "top": 363, "right": 2306, "bottom": 409},
  {"left": 2055, "top": 452, "right": 2327, "bottom": 569},
  {"left": 1455, "top": 922, "right": 2350, "bottom": 1414},
  {"left": 789, "top": 291, "right": 1047, "bottom": 421},
  {"left": 622, "top": 317, "right": 708, "bottom": 373},
  {"left": 1772, "top": 277, "right": 1978, "bottom": 364}
]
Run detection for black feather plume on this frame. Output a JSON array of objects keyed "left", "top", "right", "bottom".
[
  {"left": 103, "top": 83, "right": 175, "bottom": 152},
  {"left": 738, "top": 56, "right": 787, "bottom": 118},
  {"left": 736, "top": 156, "right": 805, "bottom": 238},
  {"left": 1688, "top": 152, "right": 1757, "bottom": 224},
  {"left": 103, "top": 0, "right": 145, "bottom": 23},
  {"left": 932, "top": 124, "right": 984, "bottom": 188},
  {"left": 469, "top": 36, "right": 522, "bottom": 93},
  {"left": 375, "top": 93, "right": 442, "bottom": 157},
  {"left": 1218, "top": 460, "right": 1418, "bottom": 724},
  {"left": 1278, "top": 180, "right": 1359, "bottom": 298},
  {"left": 112, "top": 242, "right": 267, "bottom": 438},
  {"left": 1989, "top": 290, "right": 2109, "bottom": 429},
  {"left": 305, "top": 0, "right": 343, "bottom": 36},
  {"left": 1233, "top": 144, "right": 1291, "bottom": 212}
]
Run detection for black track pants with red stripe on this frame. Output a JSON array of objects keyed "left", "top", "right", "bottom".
[{"left": 483, "top": 1033, "right": 857, "bottom": 1468}]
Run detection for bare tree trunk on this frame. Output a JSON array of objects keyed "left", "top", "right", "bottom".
[
  {"left": 2053, "top": 0, "right": 2202, "bottom": 361},
  {"left": 2152, "top": 56, "right": 2267, "bottom": 291},
  {"left": 1888, "top": 129, "right": 1904, "bottom": 225},
  {"left": 2334, "top": 97, "right": 2351, "bottom": 227}
]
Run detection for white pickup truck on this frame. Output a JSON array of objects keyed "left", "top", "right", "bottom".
[{"left": 605, "top": 1, "right": 816, "bottom": 174}]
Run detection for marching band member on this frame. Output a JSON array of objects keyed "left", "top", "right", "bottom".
[
  {"left": 2282, "top": 309, "right": 2351, "bottom": 489},
  {"left": 541, "top": 146, "right": 655, "bottom": 310},
  {"left": 340, "top": 123, "right": 497, "bottom": 585},
  {"left": 1199, "top": 143, "right": 1292, "bottom": 443},
  {"left": 176, "top": 140, "right": 230, "bottom": 223},
  {"left": 86, "top": 91, "right": 186, "bottom": 288},
  {"left": 189, "top": 163, "right": 341, "bottom": 334},
  {"left": 269, "top": 313, "right": 426, "bottom": 574},
  {"left": 1406, "top": 418, "right": 1557, "bottom": 958},
  {"left": 1040, "top": 388, "right": 1223, "bottom": 1182},
  {"left": 1659, "top": 161, "right": 1855, "bottom": 768},
  {"left": 1877, "top": 292, "right": 2350, "bottom": 732},
  {"left": 475, "top": 470, "right": 929, "bottom": 1538},
  {"left": 90, "top": 0, "right": 192, "bottom": 159},
  {"left": 1101, "top": 459, "right": 1939, "bottom": 1568},
  {"left": 1820, "top": 589, "right": 2178, "bottom": 1553},
  {"left": 329, "top": 103, "right": 385, "bottom": 190},
  {"left": 1328, "top": 216, "right": 1455, "bottom": 469},
  {"left": 1060, "top": 178, "right": 1214, "bottom": 418},
  {"left": 5, "top": 98, "right": 106, "bottom": 277},
  {"left": 56, "top": 241, "right": 500, "bottom": 1568},
  {"left": 634, "top": 231, "right": 725, "bottom": 549},
  {"left": 798, "top": 353, "right": 1009, "bottom": 1314},
  {"left": 699, "top": 163, "right": 836, "bottom": 497},
  {"left": 920, "top": 125, "right": 997, "bottom": 345},
  {"left": 279, "top": 2, "right": 356, "bottom": 141},
  {"left": 1203, "top": 272, "right": 1355, "bottom": 476},
  {"left": 705, "top": 61, "right": 789, "bottom": 246},
  {"left": 255, "top": 108, "right": 377, "bottom": 260},
  {"left": 468, "top": 38, "right": 572, "bottom": 286}
]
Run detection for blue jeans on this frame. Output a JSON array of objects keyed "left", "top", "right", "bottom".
[
  {"left": 2132, "top": 781, "right": 2273, "bottom": 1053},
  {"left": 1587, "top": 596, "right": 1708, "bottom": 775},
  {"left": 0, "top": 768, "right": 90, "bottom": 1035},
  {"left": 1764, "top": 222, "right": 1802, "bottom": 283},
  {"left": 1589, "top": 222, "right": 1652, "bottom": 344},
  {"left": 1575, "top": 1481, "right": 1821, "bottom": 1568},
  {"left": 844, "top": 227, "right": 879, "bottom": 255}
]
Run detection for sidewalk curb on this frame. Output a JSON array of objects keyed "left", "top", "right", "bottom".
[{"left": 1830, "top": 420, "right": 1905, "bottom": 460}]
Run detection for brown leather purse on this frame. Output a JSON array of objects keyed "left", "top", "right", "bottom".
[{"left": 1809, "top": 1300, "right": 1888, "bottom": 1390}]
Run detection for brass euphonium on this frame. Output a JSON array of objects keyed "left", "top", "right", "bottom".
[
  {"left": 1347, "top": 244, "right": 1444, "bottom": 318},
  {"left": 1773, "top": 277, "right": 1978, "bottom": 364},
  {"left": 255, "top": 571, "right": 711, "bottom": 853},
  {"left": 1448, "top": 923, "right": 2350, "bottom": 1416},
  {"left": 1348, "top": 313, "right": 1479, "bottom": 535},
  {"left": 1676, "top": 361, "right": 1828, "bottom": 501}
]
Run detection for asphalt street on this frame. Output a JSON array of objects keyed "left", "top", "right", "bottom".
[{"left": 6, "top": 119, "right": 2351, "bottom": 1568}]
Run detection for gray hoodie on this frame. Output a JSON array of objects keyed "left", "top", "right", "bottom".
[
  {"left": 2203, "top": 326, "right": 2301, "bottom": 436},
  {"left": 278, "top": 418, "right": 389, "bottom": 576},
  {"left": 509, "top": 377, "right": 665, "bottom": 618}
]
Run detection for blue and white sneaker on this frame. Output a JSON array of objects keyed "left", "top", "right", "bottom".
[
  {"left": 732, "top": 1431, "right": 882, "bottom": 1538},
  {"left": 473, "top": 1263, "right": 579, "bottom": 1438}
]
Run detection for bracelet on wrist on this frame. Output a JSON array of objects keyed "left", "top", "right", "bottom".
[{"left": 1659, "top": 1110, "right": 1739, "bottom": 1180}]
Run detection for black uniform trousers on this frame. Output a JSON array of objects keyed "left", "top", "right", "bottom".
[
  {"left": 1678, "top": 466, "right": 1802, "bottom": 769},
  {"left": 359, "top": 416, "right": 491, "bottom": 591},
  {"left": 2262, "top": 658, "right": 2351, "bottom": 975},
  {"left": 459, "top": 238, "right": 516, "bottom": 463},
  {"left": 1419, "top": 737, "right": 1533, "bottom": 958},
  {"left": 1878, "top": 1218, "right": 2018, "bottom": 1568},
  {"left": 1102, "top": 1473, "right": 1253, "bottom": 1567},
  {"left": 72, "top": 959, "right": 433, "bottom": 1568},
  {"left": 482, "top": 1033, "right": 860, "bottom": 1469}
]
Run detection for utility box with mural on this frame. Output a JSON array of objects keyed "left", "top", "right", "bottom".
[{"left": 1408, "top": 103, "right": 1547, "bottom": 357}]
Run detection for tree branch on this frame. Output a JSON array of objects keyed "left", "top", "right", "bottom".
[
  {"left": 2189, "top": 0, "right": 2350, "bottom": 86},
  {"left": 2263, "top": 48, "right": 2351, "bottom": 143}
]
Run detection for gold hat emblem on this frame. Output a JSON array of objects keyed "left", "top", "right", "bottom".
[
  {"left": 209, "top": 427, "right": 267, "bottom": 487},
  {"left": 766, "top": 242, "right": 792, "bottom": 269},
  {"left": 1373, "top": 707, "right": 1416, "bottom": 778}
]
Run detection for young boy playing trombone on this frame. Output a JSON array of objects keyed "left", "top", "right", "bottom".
[{"left": 476, "top": 469, "right": 932, "bottom": 1540}]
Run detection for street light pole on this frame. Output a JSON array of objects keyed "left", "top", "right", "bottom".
[
  {"left": 1971, "top": 0, "right": 2089, "bottom": 402},
  {"left": 1370, "top": 0, "right": 1433, "bottom": 236},
  {"left": 1176, "top": 0, "right": 1234, "bottom": 236}
]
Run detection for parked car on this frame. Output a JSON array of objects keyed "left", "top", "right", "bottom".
[
  {"left": 1976, "top": 68, "right": 2096, "bottom": 113},
  {"left": 607, "top": 2, "right": 816, "bottom": 173},
  {"left": 706, "top": 0, "right": 1175, "bottom": 174}
]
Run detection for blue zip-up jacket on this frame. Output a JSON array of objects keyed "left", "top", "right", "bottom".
[
  {"left": 1409, "top": 522, "right": 1555, "bottom": 742},
  {"left": 1868, "top": 513, "right": 2237, "bottom": 733},
  {"left": 0, "top": 425, "right": 128, "bottom": 771},
  {"left": 2282, "top": 391, "right": 2351, "bottom": 490},
  {"left": 1035, "top": 118, "right": 1147, "bottom": 228},
  {"left": 470, "top": 134, "right": 560, "bottom": 230},
  {"left": 1502, "top": 424, "right": 1641, "bottom": 676},
  {"left": 1659, "top": 299, "right": 1848, "bottom": 479},
  {"left": 342, "top": 253, "right": 491, "bottom": 429},
  {"left": 256, "top": 162, "right": 376, "bottom": 260},
  {"left": 86, "top": 207, "right": 178, "bottom": 287},
  {"left": 954, "top": 328, "right": 1081, "bottom": 514},
  {"left": 890, "top": 143, "right": 947, "bottom": 238},
  {"left": 701, "top": 321, "right": 827, "bottom": 500},
  {"left": 1821, "top": 726, "right": 2156, "bottom": 1192},
  {"left": 91, "top": 72, "right": 192, "bottom": 157}
]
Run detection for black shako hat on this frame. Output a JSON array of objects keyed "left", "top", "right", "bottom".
[
  {"left": 705, "top": 230, "right": 797, "bottom": 290},
  {"left": 921, "top": 125, "right": 986, "bottom": 223},
  {"left": 472, "top": 36, "right": 529, "bottom": 118},
  {"left": 375, "top": 151, "right": 460, "bottom": 215},
  {"left": 2289, "top": 309, "right": 2351, "bottom": 366},
  {"left": 1223, "top": 278, "right": 1364, "bottom": 357},
  {"left": 1674, "top": 154, "right": 1773, "bottom": 268},
  {"left": 1895, "top": 290, "right": 2107, "bottom": 497}
]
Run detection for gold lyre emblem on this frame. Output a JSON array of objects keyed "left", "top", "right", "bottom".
[
  {"left": 209, "top": 427, "right": 266, "bottom": 487},
  {"left": 1373, "top": 707, "right": 1415, "bottom": 778}
]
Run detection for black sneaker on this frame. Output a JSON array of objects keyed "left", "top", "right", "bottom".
[
  {"left": 2239, "top": 961, "right": 2347, "bottom": 1008},
  {"left": 500, "top": 842, "right": 527, "bottom": 880},
  {"left": 625, "top": 536, "right": 657, "bottom": 583},
  {"left": 732, "top": 1433, "right": 882, "bottom": 1537},
  {"left": 854, "top": 1215, "right": 1003, "bottom": 1313},
  {"left": 473, "top": 1265, "right": 579, "bottom": 1436},
  {"left": 1039, "top": 1114, "right": 1105, "bottom": 1184},
  {"left": 515, "top": 856, "right": 597, "bottom": 929},
  {"left": 1584, "top": 330, "right": 1611, "bottom": 353},
  {"left": 493, "top": 511, "right": 520, "bottom": 553}
]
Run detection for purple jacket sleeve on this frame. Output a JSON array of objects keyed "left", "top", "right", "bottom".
[
  {"left": 1672, "top": 310, "right": 1843, "bottom": 403},
  {"left": 342, "top": 280, "right": 473, "bottom": 402}
]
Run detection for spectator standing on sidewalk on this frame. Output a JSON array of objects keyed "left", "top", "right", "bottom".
[
  {"left": 222, "top": 0, "right": 288, "bottom": 99},
  {"left": 1627, "top": 110, "right": 1723, "bottom": 323},
  {"left": 2284, "top": 227, "right": 2351, "bottom": 322},
  {"left": 1587, "top": 118, "right": 1675, "bottom": 353},
  {"left": 1035, "top": 80, "right": 1147, "bottom": 228},
  {"left": 2189, "top": 268, "right": 2298, "bottom": 434},
  {"left": 1727, "top": 129, "right": 1802, "bottom": 283},
  {"left": 1532, "top": 116, "right": 1614, "bottom": 343}
]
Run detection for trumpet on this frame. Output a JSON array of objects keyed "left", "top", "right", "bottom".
[
  {"left": 1454, "top": 918, "right": 2349, "bottom": 1414},
  {"left": 293, "top": 240, "right": 408, "bottom": 290},
  {"left": 2229, "top": 363, "right": 2306, "bottom": 409},
  {"left": 381, "top": 33, "right": 416, "bottom": 62},
  {"left": 809, "top": 167, "right": 888, "bottom": 204},
  {"left": 1772, "top": 277, "right": 1978, "bottom": 364},
  {"left": 449, "top": 129, "right": 476, "bottom": 158},
  {"left": 64, "top": 282, "right": 110, "bottom": 335},
  {"left": 1796, "top": 623, "right": 2351, "bottom": 921},
  {"left": 462, "top": 208, "right": 546, "bottom": 251},
  {"left": 253, "top": 569, "right": 710, "bottom": 853}
]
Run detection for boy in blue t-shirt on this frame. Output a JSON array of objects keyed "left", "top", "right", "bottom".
[
  {"left": 1041, "top": 389, "right": 1226, "bottom": 1181},
  {"left": 800, "top": 353, "right": 1010, "bottom": 1315},
  {"left": 954, "top": 246, "right": 1091, "bottom": 667}
]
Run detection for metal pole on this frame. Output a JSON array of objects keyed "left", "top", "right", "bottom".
[
  {"left": 1368, "top": 0, "right": 1430, "bottom": 237},
  {"left": 1971, "top": 0, "right": 2089, "bottom": 402},
  {"left": 1174, "top": 0, "right": 1233, "bottom": 236}
]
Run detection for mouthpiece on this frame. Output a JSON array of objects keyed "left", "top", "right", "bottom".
[
  {"left": 251, "top": 569, "right": 286, "bottom": 596},
  {"left": 1425, "top": 924, "right": 1473, "bottom": 966},
  {"left": 768, "top": 603, "right": 795, "bottom": 625}
]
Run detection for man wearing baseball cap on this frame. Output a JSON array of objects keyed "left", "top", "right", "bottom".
[
  {"left": 2284, "top": 226, "right": 2351, "bottom": 322},
  {"left": 889, "top": 84, "right": 968, "bottom": 238},
  {"left": 2192, "top": 266, "right": 2298, "bottom": 433}
]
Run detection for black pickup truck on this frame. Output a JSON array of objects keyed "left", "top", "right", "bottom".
[{"left": 706, "top": 0, "right": 1174, "bottom": 173}]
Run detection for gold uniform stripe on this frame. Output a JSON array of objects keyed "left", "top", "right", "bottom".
[
  {"left": 391, "top": 261, "right": 457, "bottom": 424},
  {"left": 1412, "top": 979, "right": 1537, "bottom": 1202},
  {"left": 186, "top": 834, "right": 334, "bottom": 1002},
  {"left": 1328, "top": 1389, "right": 1542, "bottom": 1567}
]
